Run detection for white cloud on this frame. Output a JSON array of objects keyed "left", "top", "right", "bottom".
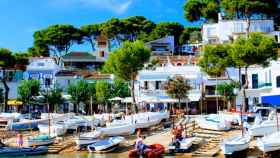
[{"left": 50, "top": 0, "right": 133, "bottom": 14}]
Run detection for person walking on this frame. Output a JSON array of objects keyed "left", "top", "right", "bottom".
[{"left": 16, "top": 133, "right": 23, "bottom": 148}]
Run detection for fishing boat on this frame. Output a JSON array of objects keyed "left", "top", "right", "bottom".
[
  {"left": 248, "top": 110, "right": 280, "bottom": 137},
  {"left": 98, "top": 121, "right": 135, "bottom": 136},
  {"left": 87, "top": 136, "right": 125, "bottom": 153},
  {"left": 125, "top": 113, "right": 162, "bottom": 129},
  {"left": 248, "top": 121, "right": 278, "bottom": 137},
  {"left": 0, "top": 146, "right": 48, "bottom": 156},
  {"left": 220, "top": 135, "right": 251, "bottom": 155},
  {"left": 38, "top": 121, "right": 67, "bottom": 137},
  {"left": 74, "top": 131, "right": 101, "bottom": 149},
  {"left": 196, "top": 114, "right": 231, "bottom": 131},
  {"left": 128, "top": 144, "right": 165, "bottom": 158},
  {"left": 168, "top": 137, "right": 196, "bottom": 153},
  {"left": 256, "top": 131, "right": 280, "bottom": 152},
  {"left": 28, "top": 134, "right": 54, "bottom": 147}
]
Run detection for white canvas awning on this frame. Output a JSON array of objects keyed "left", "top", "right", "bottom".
[
  {"left": 123, "top": 97, "right": 133, "bottom": 103},
  {"left": 188, "top": 93, "right": 201, "bottom": 102},
  {"left": 109, "top": 97, "right": 123, "bottom": 101}
]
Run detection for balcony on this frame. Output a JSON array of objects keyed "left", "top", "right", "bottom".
[{"left": 258, "top": 83, "right": 272, "bottom": 89}]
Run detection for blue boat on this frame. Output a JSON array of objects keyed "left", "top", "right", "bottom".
[
  {"left": 0, "top": 146, "right": 48, "bottom": 156},
  {"left": 11, "top": 122, "right": 38, "bottom": 131}
]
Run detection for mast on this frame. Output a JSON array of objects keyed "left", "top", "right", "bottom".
[{"left": 276, "top": 108, "right": 279, "bottom": 132}]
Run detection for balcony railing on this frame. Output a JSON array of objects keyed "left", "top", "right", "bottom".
[{"left": 258, "top": 83, "right": 272, "bottom": 88}]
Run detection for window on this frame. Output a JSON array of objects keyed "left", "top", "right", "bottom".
[
  {"left": 241, "top": 75, "right": 246, "bottom": 86},
  {"left": 276, "top": 76, "right": 280, "bottom": 88},
  {"left": 144, "top": 81, "right": 148, "bottom": 90},
  {"left": 155, "top": 81, "right": 161, "bottom": 90},
  {"left": 252, "top": 74, "right": 258, "bottom": 89},
  {"left": 45, "top": 78, "right": 51, "bottom": 87},
  {"left": 99, "top": 51, "right": 105, "bottom": 57}
]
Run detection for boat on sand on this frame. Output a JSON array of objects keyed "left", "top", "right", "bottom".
[{"left": 87, "top": 136, "right": 124, "bottom": 153}]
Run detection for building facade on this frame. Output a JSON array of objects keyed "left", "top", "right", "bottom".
[
  {"left": 202, "top": 15, "right": 280, "bottom": 44},
  {"left": 145, "top": 36, "right": 175, "bottom": 55},
  {"left": 239, "top": 60, "right": 280, "bottom": 108},
  {"left": 25, "top": 57, "right": 60, "bottom": 89},
  {"left": 135, "top": 59, "right": 239, "bottom": 113}
]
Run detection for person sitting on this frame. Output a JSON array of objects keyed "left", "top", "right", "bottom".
[
  {"left": 175, "top": 124, "right": 184, "bottom": 141},
  {"left": 132, "top": 130, "right": 150, "bottom": 156}
]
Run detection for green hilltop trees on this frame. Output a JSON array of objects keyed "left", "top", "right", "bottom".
[
  {"left": 184, "top": 0, "right": 220, "bottom": 22},
  {"left": 184, "top": 0, "right": 280, "bottom": 35},
  {"left": 30, "top": 16, "right": 201, "bottom": 57},
  {"left": 80, "top": 24, "right": 102, "bottom": 52},
  {"left": 33, "top": 24, "right": 83, "bottom": 64}
]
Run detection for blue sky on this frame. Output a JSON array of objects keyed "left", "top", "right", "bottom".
[{"left": 0, "top": 0, "right": 200, "bottom": 52}]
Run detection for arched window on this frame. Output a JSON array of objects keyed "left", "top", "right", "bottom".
[
  {"left": 177, "top": 63, "right": 182, "bottom": 66},
  {"left": 276, "top": 76, "right": 280, "bottom": 88}
]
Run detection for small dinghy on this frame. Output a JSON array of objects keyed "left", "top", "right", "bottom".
[
  {"left": 257, "top": 131, "right": 280, "bottom": 153},
  {"left": 0, "top": 146, "right": 48, "bottom": 156},
  {"left": 128, "top": 144, "right": 165, "bottom": 158},
  {"left": 168, "top": 137, "right": 196, "bottom": 153},
  {"left": 28, "top": 134, "right": 54, "bottom": 147},
  {"left": 74, "top": 131, "right": 101, "bottom": 149},
  {"left": 87, "top": 136, "right": 124, "bottom": 153},
  {"left": 220, "top": 135, "right": 251, "bottom": 155}
]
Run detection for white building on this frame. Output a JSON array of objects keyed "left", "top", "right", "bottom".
[
  {"left": 135, "top": 60, "right": 239, "bottom": 113},
  {"left": 240, "top": 60, "right": 280, "bottom": 108},
  {"left": 25, "top": 57, "right": 60, "bottom": 89},
  {"left": 202, "top": 14, "right": 280, "bottom": 44}
]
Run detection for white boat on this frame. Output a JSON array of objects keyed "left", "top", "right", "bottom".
[
  {"left": 125, "top": 112, "right": 162, "bottom": 129},
  {"left": 196, "top": 114, "right": 231, "bottom": 131},
  {"left": 38, "top": 122, "right": 67, "bottom": 137},
  {"left": 74, "top": 131, "right": 101, "bottom": 149},
  {"left": 168, "top": 137, "right": 196, "bottom": 152},
  {"left": 257, "top": 131, "right": 280, "bottom": 152},
  {"left": 87, "top": 136, "right": 125, "bottom": 152},
  {"left": 248, "top": 121, "right": 278, "bottom": 137},
  {"left": 27, "top": 134, "right": 54, "bottom": 147},
  {"left": 98, "top": 121, "right": 135, "bottom": 136},
  {"left": 220, "top": 135, "right": 251, "bottom": 155}
]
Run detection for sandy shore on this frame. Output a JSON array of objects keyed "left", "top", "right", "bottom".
[{"left": 1, "top": 120, "right": 266, "bottom": 158}]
